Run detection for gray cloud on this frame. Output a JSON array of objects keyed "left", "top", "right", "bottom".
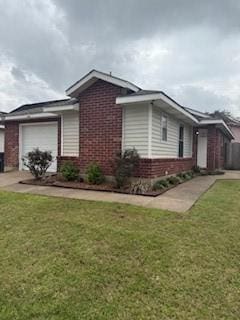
[{"left": 0, "top": 0, "right": 240, "bottom": 116}]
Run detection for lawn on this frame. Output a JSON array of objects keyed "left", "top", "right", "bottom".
[{"left": 0, "top": 180, "right": 240, "bottom": 319}]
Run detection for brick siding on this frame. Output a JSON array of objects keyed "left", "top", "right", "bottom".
[
  {"left": 136, "top": 157, "right": 195, "bottom": 178},
  {"left": 207, "top": 125, "right": 227, "bottom": 171},
  {"left": 59, "top": 79, "right": 123, "bottom": 175}
]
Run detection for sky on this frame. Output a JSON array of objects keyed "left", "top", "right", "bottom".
[{"left": 0, "top": 0, "right": 240, "bottom": 117}]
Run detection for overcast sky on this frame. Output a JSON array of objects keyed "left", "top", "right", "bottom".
[{"left": 0, "top": 0, "right": 240, "bottom": 116}]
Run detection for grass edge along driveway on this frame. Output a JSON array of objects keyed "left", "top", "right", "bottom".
[{"left": 0, "top": 180, "right": 240, "bottom": 320}]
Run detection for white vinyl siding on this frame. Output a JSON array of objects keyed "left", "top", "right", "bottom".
[
  {"left": 184, "top": 125, "right": 193, "bottom": 157},
  {"left": 152, "top": 106, "right": 193, "bottom": 158},
  {"left": 62, "top": 112, "right": 79, "bottom": 157},
  {"left": 0, "top": 130, "right": 4, "bottom": 153},
  {"left": 123, "top": 104, "right": 193, "bottom": 159},
  {"left": 122, "top": 105, "right": 149, "bottom": 157}
]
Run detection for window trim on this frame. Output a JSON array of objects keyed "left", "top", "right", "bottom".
[
  {"left": 161, "top": 113, "right": 168, "bottom": 142},
  {"left": 178, "top": 124, "right": 184, "bottom": 158}
]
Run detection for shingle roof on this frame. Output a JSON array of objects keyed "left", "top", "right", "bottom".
[{"left": 10, "top": 98, "right": 77, "bottom": 115}]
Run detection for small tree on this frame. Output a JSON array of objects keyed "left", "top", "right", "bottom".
[
  {"left": 113, "top": 148, "right": 140, "bottom": 188},
  {"left": 22, "top": 148, "right": 53, "bottom": 180},
  {"left": 60, "top": 161, "right": 79, "bottom": 181},
  {"left": 86, "top": 162, "right": 105, "bottom": 185}
]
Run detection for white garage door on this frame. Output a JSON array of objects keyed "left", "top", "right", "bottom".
[{"left": 20, "top": 122, "right": 58, "bottom": 172}]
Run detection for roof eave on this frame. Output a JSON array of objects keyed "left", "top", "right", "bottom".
[
  {"left": 116, "top": 93, "right": 199, "bottom": 125},
  {"left": 199, "top": 119, "right": 234, "bottom": 139},
  {"left": 3, "top": 113, "right": 57, "bottom": 121},
  {"left": 43, "top": 104, "right": 79, "bottom": 113},
  {"left": 66, "top": 70, "right": 140, "bottom": 97}
]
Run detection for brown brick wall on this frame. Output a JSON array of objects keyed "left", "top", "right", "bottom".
[
  {"left": 207, "top": 125, "right": 228, "bottom": 170},
  {"left": 137, "top": 157, "right": 195, "bottom": 178},
  {"left": 4, "top": 121, "right": 19, "bottom": 169},
  {"left": 77, "top": 79, "right": 122, "bottom": 175}
]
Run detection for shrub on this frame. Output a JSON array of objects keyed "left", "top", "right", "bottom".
[
  {"left": 184, "top": 173, "right": 192, "bottom": 180},
  {"left": 177, "top": 172, "right": 184, "bottom": 179},
  {"left": 186, "top": 171, "right": 194, "bottom": 178},
  {"left": 166, "top": 176, "right": 180, "bottom": 185},
  {"left": 60, "top": 162, "right": 79, "bottom": 181},
  {"left": 192, "top": 165, "right": 201, "bottom": 174},
  {"left": 130, "top": 180, "right": 151, "bottom": 194},
  {"left": 86, "top": 163, "right": 105, "bottom": 185},
  {"left": 153, "top": 179, "right": 169, "bottom": 191},
  {"left": 113, "top": 148, "right": 140, "bottom": 188},
  {"left": 22, "top": 148, "right": 53, "bottom": 180}
]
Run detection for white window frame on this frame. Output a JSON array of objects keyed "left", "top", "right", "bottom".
[
  {"left": 161, "top": 114, "right": 168, "bottom": 142},
  {"left": 178, "top": 124, "right": 184, "bottom": 158}
]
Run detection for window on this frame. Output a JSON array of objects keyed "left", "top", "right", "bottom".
[
  {"left": 161, "top": 115, "right": 168, "bottom": 141},
  {"left": 178, "top": 125, "right": 184, "bottom": 157}
]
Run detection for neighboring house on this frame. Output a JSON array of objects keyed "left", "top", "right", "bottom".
[
  {"left": 227, "top": 119, "right": 240, "bottom": 143},
  {"left": 0, "top": 111, "right": 5, "bottom": 153},
  {"left": 0, "top": 70, "right": 234, "bottom": 181},
  {"left": 0, "top": 126, "right": 4, "bottom": 153}
]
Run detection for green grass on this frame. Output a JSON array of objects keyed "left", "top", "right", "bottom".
[{"left": 0, "top": 180, "right": 240, "bottom": 319}]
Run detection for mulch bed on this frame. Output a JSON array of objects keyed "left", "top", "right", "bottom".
[{"left": 19, "top": 177, "right": 175, "bottom": 197}]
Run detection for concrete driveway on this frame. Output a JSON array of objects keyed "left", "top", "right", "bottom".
[
  {"left": 1, "top": 171, "right": 240, "bottom": 212},
  {"left": 0, "top": 171, "right": 31, "bottom": 187}
]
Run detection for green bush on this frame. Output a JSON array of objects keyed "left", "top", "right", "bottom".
[
  {"left": 86, "top": 163, "right": 105, "bottom": 185},
  {"left": 176, "top": 172, "right": 184, "bottom": 180},
  {"left": 60, "top": 162, "right": 79, "bottom": 181},
  {"left": 153, "top": 179, "right": 169, "bottom": 191},
  {"left": 166, "top": 176, "right": 180, "bottom": 185},
  {"left": 22, "top": 148, "right": 53, "bottom": 180},
  {"left": 184, "top": 173, "right": 192, "bottom": 180},
  {"left": 192, "top": 165, "right": 201, "bottom": 174},
  {"left": 112, "top": 148, "right": 140, "bottom": 188}
]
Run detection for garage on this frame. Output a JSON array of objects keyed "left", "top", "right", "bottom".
[{"left": 19, "top": 122, "right": 58, "bottom": 172}]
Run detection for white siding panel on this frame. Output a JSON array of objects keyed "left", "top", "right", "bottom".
[
  {"left": 62, "top": 112, "right": 79, "bottom": 156},
  {"left": 0, "top": 130, "right": 4, "bottom": 152},
  {"left": 152, "top": 106, "right": 193, "bottom": 158},
  {"left": 123, "top": 105, "right": 149, "bottom": 157},
  {"left": 0, "top": 130, "right": 4, "bottom": 153},
  {"left": 184, "top": 125, "right": 193, "bottom": 157}
]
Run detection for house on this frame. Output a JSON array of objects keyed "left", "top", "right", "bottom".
[
  {"left": 0, "top": 70, "right": 234, "bottom": 181},
  {"left": 0, "top": 111, "right": 5, "bottom": 154},
  {"left": 0, "top": 125, "right": 4, "bottom": 154},
  {"left": 227, "top": 118, "right": 240, "bottom": 143}
]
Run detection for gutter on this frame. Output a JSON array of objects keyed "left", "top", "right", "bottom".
[{"left": 3, "top": 113, "right": 57, "bottom": 121}]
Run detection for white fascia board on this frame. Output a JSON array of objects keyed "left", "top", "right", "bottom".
[
  {"left": 184, "top": 108, "right": 210, "bottom": 119},
  {"left": 116, "top": 93, "right": 199, "bottom": 124},
  {"left": 43, "top": 104, "right": 79, "bottom": 113},
  {"left": 4, "top": 113, "right": 57, "bottom": 121},
  {"left": 199, "top": 119, "right": 234, "bottom": 139},
  {"left": 66, "top": 70, "right": 139, "bottom": 96}
]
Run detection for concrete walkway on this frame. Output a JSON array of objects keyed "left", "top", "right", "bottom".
[{"left": 1, "top": 171, "right": 240, "bottom": 212}]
